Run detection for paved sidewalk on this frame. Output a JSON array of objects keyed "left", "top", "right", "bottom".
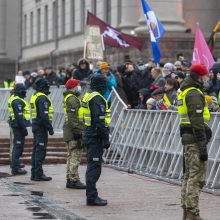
[{"left": 0, "top": 164, "right": 220, "bottom": 220}]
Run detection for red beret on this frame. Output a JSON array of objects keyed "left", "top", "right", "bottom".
[
  {"left": 190, "top": 64, "right": 208, "bottom": 75},
  {"left": 65, "top": 79, "right": 80, "bottom": 89}
]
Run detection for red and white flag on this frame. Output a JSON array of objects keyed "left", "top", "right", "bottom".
[
  {"left": 192, "top": 23, "right": 215, "bottom": 70},
  {"left": 87, "top": 11, "right": 145, "bottom": 51}
]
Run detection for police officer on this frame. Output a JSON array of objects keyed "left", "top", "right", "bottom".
[
  {"left": 63, "top": 79, "right": 86, "bottom": 189},
  {"left": 80, "top": 75, "right": 111, "bottom": 206},
  {"left": 8, "top": 84, "right": 31, "bottom": 175},
  {"left": 178, "top": 64, "right": 212, "bottom": 220},
  {"left": 30, "top": 78, "right": 54, "bottom": 181}
]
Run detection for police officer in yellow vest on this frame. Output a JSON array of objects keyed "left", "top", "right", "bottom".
[
  {"left": 178, "top": 64, "right": 212, "bottom": 220},
  {"left": 63, "top": 79, "right": 86, "bottom": 189},
  {"left": 8, "top": 84, "right": 31, "bottom": 175},
  {"left": 30, "top": 78, "right": 54, "bottom": 181},
  {"left": 81, "top": 74, "right": 111, "bottom": 206},
  {"left": 4, "top": 78, "right": 15, "bottom": 88}
]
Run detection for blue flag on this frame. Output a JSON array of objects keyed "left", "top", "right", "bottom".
[{"left": 141, "top": 0, "right": 165, "bottom": 63}]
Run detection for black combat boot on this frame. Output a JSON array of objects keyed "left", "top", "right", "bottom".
[
  {"left": 67, "top": 180, "right": 86, "bottom": 189},
  {"left": 11, "top": 168, "right": 27, "bottom": 175},
  {"left": 87, "top": 196, "right": 108, "bottom": 206},
  {"left": 33, "top": 174, "right": 52, "bottom": 181}
]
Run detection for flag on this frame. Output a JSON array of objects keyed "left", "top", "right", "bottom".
[
  {"left": 207, "top": 20, "right": 220, "bottom": 52},
  {"left": 87, "top": 11, "right": 145, "bottom": 51},
  {"left": 140, "top": 0, "right": 165, "bottom": 63},
  {"left": 192, "top": 23, "right": 215, "bottom": 70}
]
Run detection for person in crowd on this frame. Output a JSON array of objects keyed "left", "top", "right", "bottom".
[
  {"left": 178, "top": 64, "right": 212, "bottom": 220},
  {"left": 176, "top": 53, "right": 185, "bottom": 62},
  {"left": 135, "top": 88, "right": 151, "bottom": 110},
  {"left": 30, "top": 78, "right": 54, "bottom": 181},
  {"left": 151, "top": 87, "right": 168, "bottom": 110},
  {"left": 81, "top": 75, "right": 110, "bottom": 206},
  {"left": 45, "top": 66, "right": 61, "bottom": 86},
  {"left": 164, "top": 78, "right": 178, "bottom": 105},
  {"left": 23, "top": 71, "right": 32, "bottom": 89},
  {"left": 98, "top": 62, "right": 117, "bottom": 107},
  {"left": 162, "top": 63, "right": 175, "bottom": 79},
  {"left": 63, "top": 79, "right": 86, "bottom": 189},
  {"left": 121, "top": 63, "right": 139, "bottom": 108},
  {"left": 151, "top": 67, "right": 166, "bottom": 88},
  {"left": 146, "top": 97, "right": 156, "bottom": 110},
  {"left": 58, "top": 67, "right": 66, "bottom": 85},
  {"left": 8, "top": 84, "right": 31, "bottom": 175},
  {"left": 15, "top": 70, "right": 25, "bottom": 85},
  {"left": 73, "top": 58, "right": 93, "bottom": 82},
  {"left": 175, "top": 71, "right": 186, "bottom": 88},
  {"left": 4, "top": 78, "right": 15, "bottom": 88},
  {"left": 209, "top": 63, "right": 220, "bottom": 97},
  {"left": 132, "top": 60, "right": 153, "bottom": 92},
  {"left": 174, "top": 61, "right": 182, "bottom": 71}
]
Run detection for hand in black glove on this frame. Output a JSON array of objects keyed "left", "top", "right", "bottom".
[
  {"left": 74, "top": 133, "right": 82, "bottom": 140},
  {"left": 102, "top": 140, "right": 110, "bottom": 149},
  {"left": 23, "top": 128, "right": 28, "bottom": 136},
  {"left": 199, "top": 147, "right": 208, "bottom": 161},
  {"left": 49, "top": 129, "right": 54, "bottom": 136}
]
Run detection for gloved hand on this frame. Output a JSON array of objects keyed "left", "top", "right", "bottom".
[
  {"left": 199, "top": 147, "right": 208, "bottom": 161},
  {"left": 73, "top": 133, "right": 82, "bottom": 140},
  {"left": 102, "top": 140, "right": 110, "bottom": 149},
  {"left": 23, "top": 128, "right": 28, "bottom": 136},
  {"left": 48, "top": 129, "right": 54, "bottom": 136}
]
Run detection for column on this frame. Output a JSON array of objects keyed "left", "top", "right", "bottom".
[
  {"left": 0, "top": 0, "right": 6, "bottom": 57},
  {"left": 118, "top": 0, "right": 139, "bottom": 34},
  {"left": 135, "top": 0, "right": 186, "bottom": 36}
]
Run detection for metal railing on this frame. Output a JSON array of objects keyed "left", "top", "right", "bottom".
[{"left": 104, "top": 88, "right": 220, "bottom": 192}]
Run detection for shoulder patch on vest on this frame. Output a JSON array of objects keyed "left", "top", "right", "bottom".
[{"left": 177, "top": 99, "right": 183, "bottom": 106}]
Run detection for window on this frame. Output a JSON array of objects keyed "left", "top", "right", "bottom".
[
  {"left": 70, "top": 0, "right": 75, "bottom": 33},
  {"left": 37, "top": 8, "right": 41, "bottom": 43},
  {"left": 106, "top": 0, "right": 111, "bottom": 24},
  {"left": 44, "top": 5, "right": 48, "bottom": 41},
  {"left": 30, "top": 12, "right": 33, "bottom": 44},
  {"left": 81, "top": 0, "right": 85, "bottom": 31},
  {"left": 92, "top": 0, "right": 97, "bottom": 15},
  {"left": 61, "top": 0, "right": 65, "bottom": 36},
  {"left": 24, "top": 14, "right": 27, "bottom": 46}
]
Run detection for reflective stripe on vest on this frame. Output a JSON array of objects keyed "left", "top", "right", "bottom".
[
  {"left": 79, "top": 91, "right": 111, "bottom": 127},
  {"left": 30, "top": 92, "right": 54, "bottom": 121},
  {"left": 177, "top": 87, "right": 210, "bottom": 125},
  {"left": 8, "top": 95, "right": 30, "bottom": 120},
  {"left": 4, "top": 81, "right": 15, "bottom": 88},
  {"left": 63, "top": 93, "right": 81, "bottom": 122}
]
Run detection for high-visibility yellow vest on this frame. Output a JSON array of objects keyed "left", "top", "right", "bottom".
[
  {"left": 64, "top": 93, "right": 81, "bottom": 122},
  {"left": 4, "top": 81, "right": 15, "bottom": 88},
  {"left": 79, "top": 91, "right": 111, "bottom": 127},
  {"left": 30, "top": 92, "right": 54, "bottom": 121},
  {"left": 177, "top": 87, "right": 210, "bottom": 125},
  {"left": 8, "top": 95, "right": 30, "bottom": 121}
]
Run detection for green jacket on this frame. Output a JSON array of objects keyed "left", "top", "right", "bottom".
[
  {"left": 63, "top": 90, "right": 84, "bottom": 142},
  {"left": 179, "top": 76, "right": 209, "bottom": 146}
]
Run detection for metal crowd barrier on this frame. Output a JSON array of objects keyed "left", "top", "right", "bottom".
[{"left": 104, "top": 88, "right": 220, "bottom": 192}]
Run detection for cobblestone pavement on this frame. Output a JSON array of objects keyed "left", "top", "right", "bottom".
[{"left": 0, "top": 164, "right": 220, "bottom": 220}]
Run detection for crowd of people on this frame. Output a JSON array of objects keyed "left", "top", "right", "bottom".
[{"left": 3, "top": 53, "right": 220, "bottom": 113}]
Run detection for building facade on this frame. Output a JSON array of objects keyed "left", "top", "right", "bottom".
[
  {"left": 18, "top": 0, "right": 220, "bottom": 69},
  {"left": 0, "top": 0, "right": 21, "bottom": 82}
]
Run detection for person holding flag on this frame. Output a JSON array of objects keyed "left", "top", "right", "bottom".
[{"left": 140, "top": 0, "right": 165, "bottom": 64}]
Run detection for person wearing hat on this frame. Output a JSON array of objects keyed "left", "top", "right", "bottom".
[
  {"left": 30, "top": 78, "right": 54, "bottom": 181},
  {"left": 8, "top": 84, "right": 31, "bottom": 175},
  {"left": 175, "top": 71, "right": 186, "bottom": 88},
  {"left": 178, "top": 64, "right": 212, "bottom": 220},
  {"left": 63, "top": 79, "right": 86, "bottom": 189},
  {"left": 73, "top": 58, "right": 92, "bottom": 82},
  {"left": 80, "top": 75, "right": 110, "bottom": 206}
]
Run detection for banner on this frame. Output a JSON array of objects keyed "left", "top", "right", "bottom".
[{"left": 84, "top": 25, "right": 104, "bottom": 60}]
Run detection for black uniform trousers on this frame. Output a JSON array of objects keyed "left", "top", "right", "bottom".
[
  {"left": 86, "top": 138, "right": 103, "bottom": 201},
  {"left": 31, "top": 126, "right": 48, "bottom": 178},
  {"left": 11, "top": 127, "right": 25, "bottom": 171}
]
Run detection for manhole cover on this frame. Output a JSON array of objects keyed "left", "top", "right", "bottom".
[{"left": 0, "top": 172, "right": 11, "bottom": 178}]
